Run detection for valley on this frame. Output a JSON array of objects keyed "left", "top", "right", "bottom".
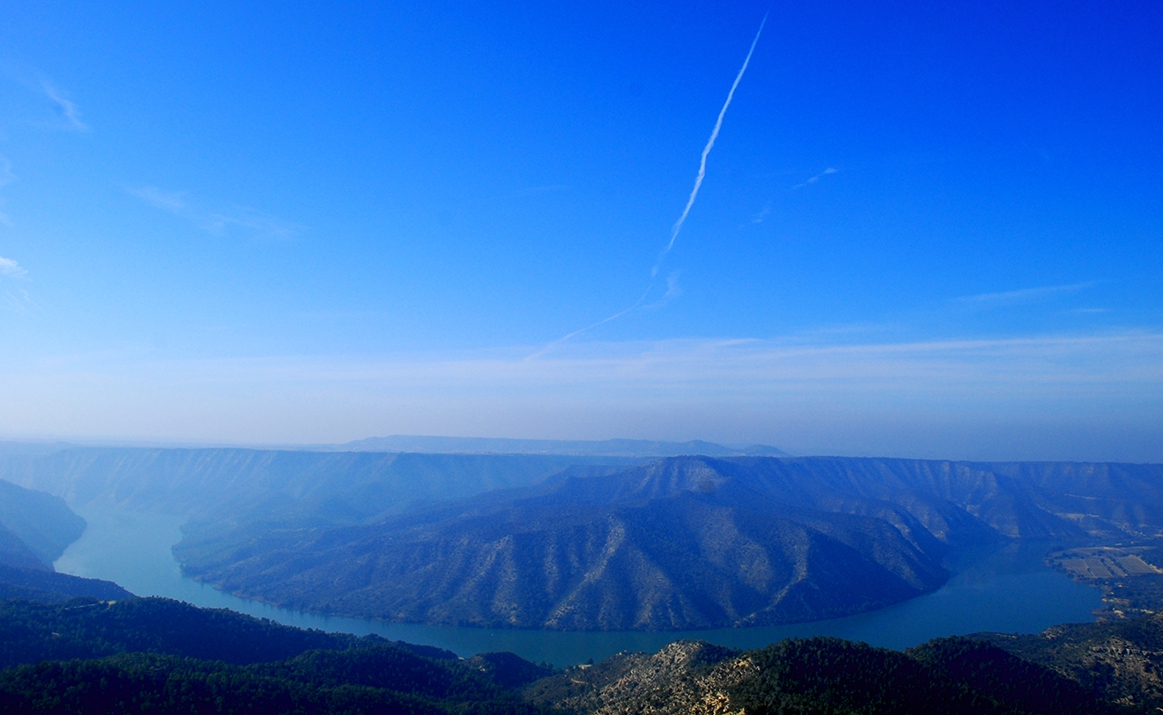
[
  {"left": 8, "top": 448, "right": 1159, "bottom": 631},
  {"left": 3, "top": 444, "right": 1163, "bottom": 712}
]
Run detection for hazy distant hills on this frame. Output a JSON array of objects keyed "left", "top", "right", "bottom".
[
  {"left": 336, "top": 435, "right": 791, "bottom": 457},
  {"left": 0, "top": 448, "right": 639, "bottom": 525},
  {"left": 172, "top": 455, "right": 1163, "bottom": 631}
]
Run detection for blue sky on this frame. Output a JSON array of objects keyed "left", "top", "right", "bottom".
[{"left": 1, "top": 1, "right": 1161, "bottom": 460}]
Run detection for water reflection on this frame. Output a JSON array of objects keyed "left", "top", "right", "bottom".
[{"left": 56, "top": 505, "right": 1103, "bottom": 666}]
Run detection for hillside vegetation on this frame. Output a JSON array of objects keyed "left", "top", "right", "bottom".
[
  {"left": 175, "top": 455, "right": 1162, "bottom": 630},
  {"left": 8, "top": 450, "right": 1163, "bottom": 631},
  {"left": 0, "top": 480, "right": 85, "bottom": 569},
  {"left": 0, "top": 594, "right": 1141, "bottom": 715}
]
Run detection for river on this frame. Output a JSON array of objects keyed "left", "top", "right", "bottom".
[{"left": 55, "top": 505, "right": 1103, "bottom": 666}]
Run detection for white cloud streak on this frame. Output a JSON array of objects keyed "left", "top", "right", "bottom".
[
  {"left": 127, "top": 185, "right": 304, "bottom": 240},
  {"left": 656, "top": 13, "right": 768, "bottom": 274},
  {"left": 40, "top": 81, "right": 89, "bottom": 131},
  {"left": 4, "top": 332, "right": 1161, "bottom": 461},
  {"left": 0, "top": 257, "right": 26, "bottom": 278},
  {"left": 0, "top": 255, "right": 30, "bottom": 311},
  {"left": 1, "top": 286, "right": 32, "bottom": 313},
  {"left": 956, "top": 282, "right": 1094, "bottom": 305},
  {"left": 792, "top": 166, "right": 837, "bottom": 190},
  {"left": 536, "top": 15, "right": 767, "bottom": 356}
]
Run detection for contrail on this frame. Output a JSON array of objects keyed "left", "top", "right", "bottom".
[
  {"left": 524, "top": 284, "right": 655, "bottom": 360},
  {"left": 654, "top": 12, "right": 768, "bottom": 276},
  {"left": 529, "top": 14, "right": 767, "bottom": 358}
]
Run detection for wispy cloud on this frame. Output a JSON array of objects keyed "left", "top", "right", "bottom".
[
  {"left": 40, "top": 80, "right": 89, "bottom": 131},
  {"left": 639, "top": 271, "right": 684, "bottom": 312},
  {"left": 8, "top": 332, "right": 1160, "bottom": 460},
  {"left": 0, "top": 255, "right": 31, "bottom": 313},
  {"left": 955, "top": 281, "right": 1094, "bottom": 306},
  {"left": 1, "top": 286, "right": 32, "bottom": 314},
  {"left": 127, "top": 185, "right": 305, "bottom": 240},
  {"left": 792, "top": 166, "right": 838, "bottom": 190},
  {"left": 750, "top": 201, "right": 771, "bottom": 224},
  {"left": 0, "top": 256, "right": 26, "bottom": 278}
]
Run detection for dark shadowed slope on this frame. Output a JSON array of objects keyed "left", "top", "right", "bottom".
[
  {"left": 0, "top": 597, "right": 550, "bottom": 715},
  {"left": 985, "top": 613, "right": 1163, "bottom": 711},
  {"left": 0, "top": 594, "right": 1120, "bottom": 715},
  {"left": 0, "top": 479, "right": 85, "bottom": 568},
  {"left": 0, "top": 480, "right": 133, "bottom": 603},
  {"left": 0, "top": 524, "right": 46, "bottom": 573},
  {"left": 0, "top": 564, "right": 131, "bottom": 603}
]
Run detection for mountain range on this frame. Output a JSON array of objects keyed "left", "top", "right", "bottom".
[
  {"left": 336, "top": 435, "right": 792, "bottom": 457},
  {"left": 7, "top": 447, "right": 1163, "bottom": 631},
  {"left": 172, "top": 455, "right": 1163, "bottom": 630}
]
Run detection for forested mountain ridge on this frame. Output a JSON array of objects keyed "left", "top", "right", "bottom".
[
  {"left": 177, "top": 486, "right": 949, "bottom": 630},
  {"left": 523, "top": 637, "right": 1118, "bottom": 715},
  {"left": 985, "top": 612, "right": 1163, "bottom": 711},
  {"left": 0, "top": 564, "right": 131, "bottom": 604},
  {"left": 7, "top": 450, "right": 1163, "bottom": 631},
  {"left": 0, "top": 594, "right": 1135, "bottom": 715},
  {"left": 0, "top": 479, "right": 85, "bottom": 569},
  {"left": 0, "top": 597, "right": 451, "bottom": 669},
  {"left": 171, "top": 455, "right": 1163, "bottom": 630},
  {"left": 0, "top": 598, "right": 552, "bottom": 715}
]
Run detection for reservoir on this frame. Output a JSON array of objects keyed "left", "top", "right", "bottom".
[{"left": 56, "top": 505, "right": 1104, "bottom": 666}]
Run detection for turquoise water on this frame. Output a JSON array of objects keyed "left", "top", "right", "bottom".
[{"left": 55, "top": 505, "right": 1103, "bottom": 666}]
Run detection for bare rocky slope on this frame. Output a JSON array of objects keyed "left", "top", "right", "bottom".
[
  {"left": 522, "top": 637, "right": 1115, "bottom": 715},
  {"left": 986, "top": 613, "right": 1163, "bottom": 711}
]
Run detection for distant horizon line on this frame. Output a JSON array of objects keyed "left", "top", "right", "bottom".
[{"left": 3, "top": 435, "right": 1163, "bottom": 465}]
